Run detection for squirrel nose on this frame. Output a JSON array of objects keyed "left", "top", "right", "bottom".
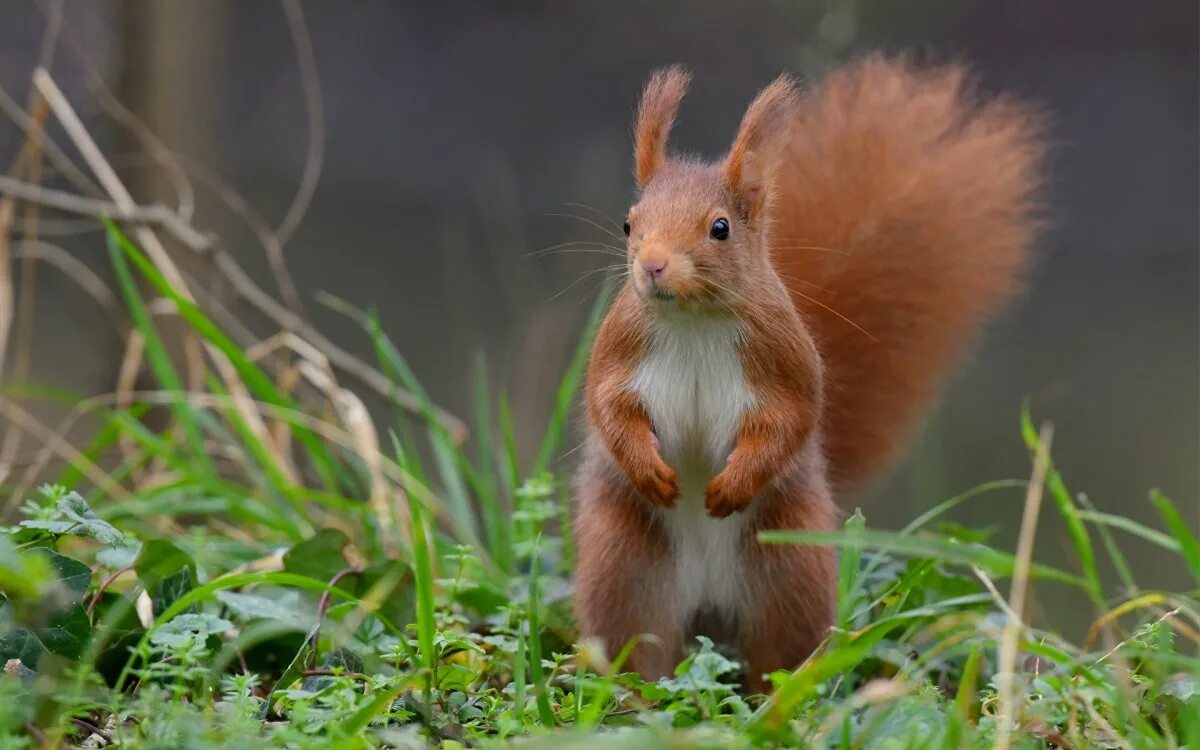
[{"left": 640, "top": 258, "right": 668, "bottom": 281}]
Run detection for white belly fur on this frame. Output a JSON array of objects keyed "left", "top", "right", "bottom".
[{"left": 628, "top": 311, "right": 755, "bottom": 624}]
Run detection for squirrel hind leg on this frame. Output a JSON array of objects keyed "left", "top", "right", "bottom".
[
  {"left": 573, "top": 472, "right": 684, "bottom": 680},
  {"left": 739, "top": 485, "right": 839, "bottom": 692}
]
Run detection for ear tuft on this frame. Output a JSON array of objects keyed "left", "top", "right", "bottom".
[
  {"left": 724, "top": 74, "right": 802, "bottom": 224},
  {"left": 633, "top": 65, "right": 691, "bottom": 188}
]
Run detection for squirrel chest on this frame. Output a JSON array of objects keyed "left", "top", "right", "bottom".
[{"left": 628, "top": 313, "right": 756, "bottom": 618}]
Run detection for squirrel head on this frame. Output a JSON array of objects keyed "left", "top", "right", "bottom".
[{"left": 624, "top": 66, "right": 800, "bottom": 310}]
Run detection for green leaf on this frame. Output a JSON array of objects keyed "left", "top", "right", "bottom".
[
  {"left": 0, "top": 604, "right": 91, "bottom": 667},
  {"left": 135, "top": 539, "right": 196, "bottom": 616},
  {"left": 18, "top": 491, "right": 125, "bottom": 546},
  {"left": 658, "top": 636, "right": 739, "bottom": 695},
  {"left": 210, "top": 617, "right": 306, "bottom": 682},
  {"left": 34, "top": 549, "right": 92, "bottom": 603},
  {"left": 0, "top": 536, "right": 53, "bottom": 601},
  {"left": 0, "top": 548, "right": 93, "bottom": 670},
  {"left": 111, "top": 571, "right": 402, "bottom": 716},
  {"left": 15, "top": 520, "right": 76, "bottom": 536},
  {"left": 54, "top": 492, "right": 126, "bottom": 545},
  {"left": 215, "top": 590, "right": 313, "bottom": 627},
  {"left": 302, "top": 647, "right": 365, "bottom": 692},
  {"left": 283, "top": 529, "right": 351, "bottom": 585},
  {"left": 96, "top": 543, "right": 143, "bottom": 570},
  {"left": 352, "top": 561, "right": 415, "bottom": 634},
  {"left": 150, "top": 612, "right": 233, "bottom": 648}
]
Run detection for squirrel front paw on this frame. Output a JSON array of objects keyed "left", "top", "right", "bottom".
[
  {"left": 704, "top": 471, "right": 755, "bottom": 518},
  {"left": 630, "top": 457, "right": 679, "bottom": 508}
]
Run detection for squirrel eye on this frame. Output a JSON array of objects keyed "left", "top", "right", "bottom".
[
  {"left": 622, "top": 219, "right": 631, "bottom": 236},
  {"left": 710, "top": 217, "right": 730, "bottom": 241}
]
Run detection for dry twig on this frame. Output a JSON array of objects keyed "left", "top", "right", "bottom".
[{"left": 0, "top": 174, "right": 212, "bottom": 250}]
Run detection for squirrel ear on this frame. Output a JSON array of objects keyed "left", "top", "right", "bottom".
[
  {"left": 633, "top": 65, "right": 691, "bottom": 189},
  {"left": 724, "top": 74, "right": 801, "bottom": 225}
]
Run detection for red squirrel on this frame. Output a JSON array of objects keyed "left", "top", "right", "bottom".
[{"left": 572, "top": 56, "right": 1043, "bottom": 691}]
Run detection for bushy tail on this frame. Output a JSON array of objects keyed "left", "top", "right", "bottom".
[{"left": 771, "top": 56, "right": 1045, "bottom": 489}]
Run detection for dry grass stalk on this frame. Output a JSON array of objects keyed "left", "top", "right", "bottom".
[{"left": 993, "top": 421, "right": 1053, "bottom": 750}]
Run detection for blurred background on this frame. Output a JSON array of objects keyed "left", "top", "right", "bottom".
[{"left": 1, "top": 1, "right": 1196, "bottom": 606}]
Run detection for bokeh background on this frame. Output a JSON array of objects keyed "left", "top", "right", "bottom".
[{"left": 1, "top": 1, "right": 1197, "bottom": 612}]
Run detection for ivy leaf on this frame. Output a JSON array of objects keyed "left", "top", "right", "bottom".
[
  {"left": 658, "top": 636, "right": 740, "bottom": 694},
  {"left": 0, "top": 547, "right": 95, "bottom": 668},
  {"left": 352, "top": 561, "right": 414, "bottom": 631},
  {"left": 0, "top": 603, "right": 91, "bottom": 668},
  {"left": 35, "top": 549, "right": 92, "bottom": 603},
  {"left": 215, "top": 590, "right": 313, "bottom": 628},
  {"left": 0, "top": 535, "right": 53, "bottom": 601},
  {"left": 301, "top": 646, "right": 365, "bottom": 692},
  {"left": 1162, "top": 674, "right": 1198, "bottom": 701},
  {"left": 323, "top": 646, "right": 364, "bottom": 674},
  {"left": 150, "top": 612, "right": 233, "bottom": 648},
  {"left": 96, "top": 543, "right": 142, "bottom": 570},
  {"left": 283, "top": 529, "right": 351, "bottom": 584},
  {"left": 135, "top": 539, "right": 196, "bottom": 616}
]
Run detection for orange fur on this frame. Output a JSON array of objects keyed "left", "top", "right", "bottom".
[
  {"left": 773, "top": 56, "right": 1045, "bottom": 488},
  {"left": 633, "top": 66, "right": 691, "bottom": 189},
  {"left": 574, "top": 55, "right": 1044, "bottom": 688},
  {"left": 583, "top": 291, "right": 680, "bottom": 508},
  {"left": 724, "top": 74, "right": 801, "bottom": 226}
]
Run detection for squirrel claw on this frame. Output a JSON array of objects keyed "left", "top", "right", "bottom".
[
  {"left": 633, "top": 459, "right": 679, "bottom": 507},
  {"left": 704, "top": 473, "right": 753, "bottom": 518}
]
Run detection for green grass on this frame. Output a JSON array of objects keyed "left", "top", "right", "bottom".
[{"left": 0, "top": 224, "right": 1197, "bottom": 748}]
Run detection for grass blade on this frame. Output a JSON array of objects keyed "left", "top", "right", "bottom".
[
  {"left": 527, "top": 534, "right": 556, "bottom": 727},
  {"left": 1078, "top": 493, "right": 1138, "bottom": 594},
  {"left": 759, "top": 527, "right": 1085, "bottom": 587},
  {"left": 106, "top": 222, "right": 344, "bottom": 491},
  {"left": 107, "top": 231, "right": 213, "bottom": 476},
  {"left": 401, "top": 438, "right": 439, "bottom": 693},
  {"left": 835, "top": 509, "right": 866, "bottom": 634},
  {"left": 498, "top": 392, "right": 520, "bottom": 491},
  {"left": 1022, "top": 405, "right": 1103, "bottom": 607},
  {"left": 1150, "top": 489, "right": 1200, "bottom": 586},
  {"left": 530, "top": 281, "right": 611, "bottom": 476},
  {"left": 474, "top": 353, "right": 512, "bottom": 573},
  {"left": 1077, "top": 509, "right": 1182, "bottom": 552}
]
